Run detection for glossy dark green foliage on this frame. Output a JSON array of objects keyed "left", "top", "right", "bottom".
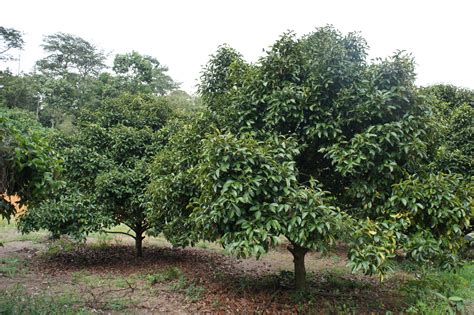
[
  {"left": 422, "top": 85, "right": 473, "bottom": 176},
  {"left": 0, "top": 108, "right": 61, "bottom": 220},
  {"left": 19, "top": 93, "right": 174, "bottom": 255},
  {"left": 349, "top": 173, "right": 472, "bottom": 278},
  {"left": 19, "top": 191, "right": 112, "bottom": 239},
  {"left": 147, "top": 113, "right": 216, "bottom": 247},
  {"left": 192, "top": 132, "right": 345, "bottom": 257},
  {"left": 197, "top": 26, "right": 472, "bottom": 281}
]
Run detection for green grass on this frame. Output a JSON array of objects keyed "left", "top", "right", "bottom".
[
  {"left": 163, "top": 269, "right": 206, "bottom": 302},
  {"left": 0, "top": 217, "right": 48, "bottom": 244},
  {"left": 0, "top": 257, "right": 26, "bottom": 277},
  {"left": 87, "top": 224, "right": 172, "bottom": 248},
  {"left": 400, "top": 262, "right": 474, "bottom": 314},
  {"left": 195, "top": 240, "right": 224, "bottom": 252},
  {"left": 0, "top": 285, "right": 91, "bottom": 315},
  {"left": 0, "top": 283, "right": 133, "bottom": 314},
  {"left": 66, "top": 272, "right": 136, "bottom": 311},
  {"left": 184, "top": 281, "right": 206, "bottom": 302},
  {"left": 145, "top": 266, "right": 183, "bottom": 286},
  {"left": 2, "top": 216, "right": 473, "bottom": 313},
  {"left": 169, "top": 274, "right": 206, "bottom": 302},
  {"left": 103, "top": 297, "right": 132, "bottom": 311},
  {"left": 0, "top": 217, "right": 12, "bottom": 228},
  {"left": 70, "top": 270, "right": 140, "bottom": 289}
]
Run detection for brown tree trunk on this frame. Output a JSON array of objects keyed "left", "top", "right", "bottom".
[
  {"left": 288, "top": 242, "right": 309, "bottom": 291},
  {"left": 135, "top": 233, "right": 144, "bottom": 257},
  {"left": 134, "top": 224, "right": 145, "bottom": 257}
]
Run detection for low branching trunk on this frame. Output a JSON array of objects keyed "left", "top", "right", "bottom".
[
  {"left": 134, "top": 233, "right": 144, "bottom": 257},
  {"left": 288, "top": 241, "right": 309, "bottom": 291},
  {"left": 104, "top": 222, "right": 148, "bottom": 257},
  {"left": 133, "top": 225, "right": 145, "bottom": 258}
]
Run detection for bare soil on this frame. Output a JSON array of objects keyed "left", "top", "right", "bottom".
[{"left": 0, "top": 234, "right": 409, "bottom": 314}]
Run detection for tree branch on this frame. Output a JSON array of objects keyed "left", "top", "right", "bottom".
[
  {"left": 103, "top": 230, "right": 136, "bottom": 239},
  {"left": 0, "top": 48, "right": 11, "bottom": 55}
]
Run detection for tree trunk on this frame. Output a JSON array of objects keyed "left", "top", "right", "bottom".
[
  {"left": 132, "top": 222, "right": 149, "bottom": 258},
  {"left": 288, "top": 242, "right": 309, "bottom": 291},
  {"left": 36, "top": 99, "right": 40, "bottom": 121},
  {"left": 135, "top": 233, "right": 144, "bottom": 257},
  {"left": 134, "top": 223, "right": 145, "bottom": 257}
]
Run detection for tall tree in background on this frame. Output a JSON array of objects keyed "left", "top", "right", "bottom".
[
  {"left": 2, "top": 33, "right": 181, "bottom": 129},
  {"left": 113, "top": 51, "right": 178, "bottom": 95},
  {"left": 34, "top": 33, "right": 107, "bottom": 127},
  {"left": 165, "top": 90, "right": 202, "bottom": 114},
  {"left": 0, "top": 26, "right": 24, "bottom": 61},
  {"left": 36, "top": 33, "right": 105, "bottom": 78}
]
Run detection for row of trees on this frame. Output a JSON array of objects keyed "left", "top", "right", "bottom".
[
  {"left": 1, "top": 26, "right": 472, "bottom": 290},
  {"left": 0, "top": 31, "right": 188, "bottom": 128}
]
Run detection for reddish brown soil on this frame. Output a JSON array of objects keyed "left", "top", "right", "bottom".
[{"left": 1, "top": 240, "right": 409, "bottom": 314}]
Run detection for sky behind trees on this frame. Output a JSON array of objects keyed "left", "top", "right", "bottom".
[{"left": 1, "top": 0, "right": 473, "bottom": 93}]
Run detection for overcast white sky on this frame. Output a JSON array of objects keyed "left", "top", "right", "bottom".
[{"left": 1, "top": 0, "right": 473, "bottom": 93}]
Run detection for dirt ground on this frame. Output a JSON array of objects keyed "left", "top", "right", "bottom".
[{"left": 0, "top": 231, "right": 414, "bottom": 314}]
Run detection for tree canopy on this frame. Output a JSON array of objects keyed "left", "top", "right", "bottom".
[
  {"left": 36, "top": 33, "right": 106, "bottom": 78},
  {"left": 155, "top": 26, "right": 472, "bottom": 288},
  {"left": 19, "top": 93, "right": 175, "bottom": 256},
  {"left": 113, "top": 51, "right": 178, "bottom": 95},
  {"left": 0, "top": 107, "right": 61, "bottom": 220},
  {"left": 0, "top": 26, "right": 24, "bottom": 61},
  {"left": 1, "top": 25, "right": 471, "bottom": 293}
]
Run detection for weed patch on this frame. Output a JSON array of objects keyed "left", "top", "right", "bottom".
[
  {"left": 168, "top": 272, "right": 206, "bottom": 302},
  {"left": 0, "top": 257, "right": 26, "bottom": 277},
  {"left": 0, "top": 285, "right": 88, "bottom": 314},
  {"left": 44, "top": 238, "right": 79, "bottom": 256},
  {"left": 400, "top": 263, "right": 474, "bottom": 313},
  {"left": 145, "top": 266, "right": 183, "bottom": 286}
]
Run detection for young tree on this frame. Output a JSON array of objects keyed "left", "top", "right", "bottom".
[
  {"left": 19, "top": 93, "right": 175, "bottom": 256},
  {"left": 148, "top": 119, "right": 347, "bottom": 290},
  {"left": 190, "top": 26, "right": 471, "bottom": 287},
  {"left": 192, "top": 132, "right": 346, "bottom": 289},
  {"left": 147, "top": 112, "right": 216, "bottom": 247}
]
